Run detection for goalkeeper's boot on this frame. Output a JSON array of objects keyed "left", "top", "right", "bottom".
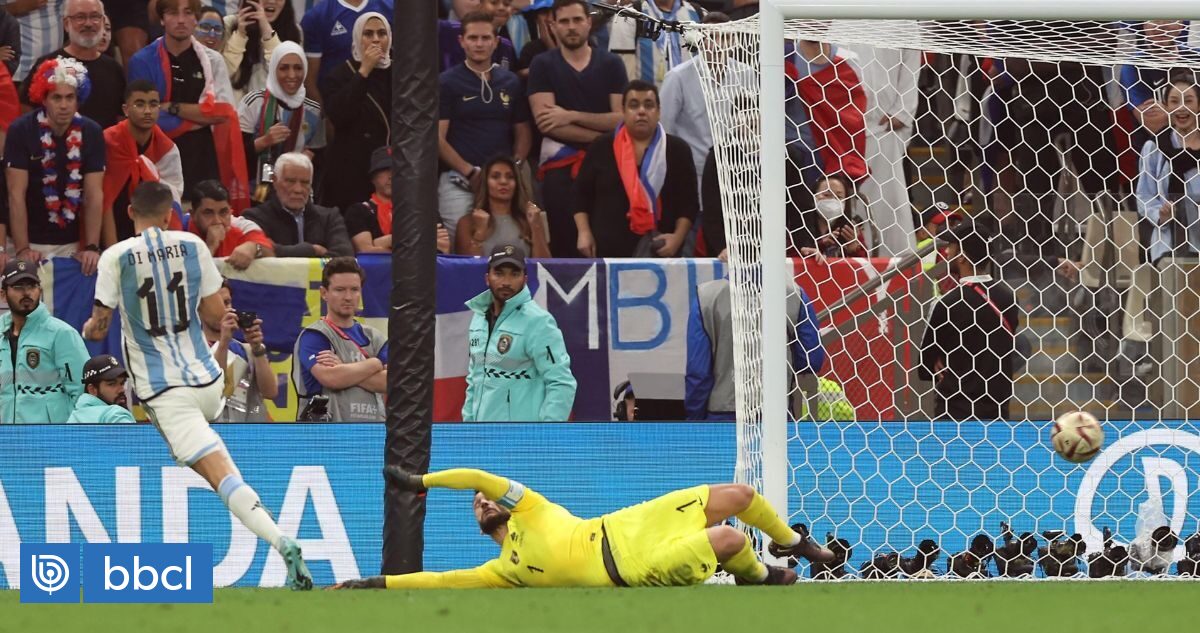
[
  {"left": 280, "top": 536, "right": 313, "bottom": 591},
  {"left": 734, "top": 565, "right": 798, "bottom": 586},
  {"left": 383, "top": 465, "right": 428, "bottom": 493},
  {"left": 768, "top": 523, "right": 835, "bottom": 563}
]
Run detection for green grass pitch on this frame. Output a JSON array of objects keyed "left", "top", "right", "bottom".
[{"left": 2, "top": 582, "right": 1197, "bottom": 633}]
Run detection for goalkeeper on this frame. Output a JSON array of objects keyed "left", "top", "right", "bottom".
[{"left": 331, "top": 466, "right": 833, "bottom": 589}]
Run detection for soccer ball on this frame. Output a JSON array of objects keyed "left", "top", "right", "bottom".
[{"left": 1051, "top": 411, "right": 1105, "bottom": 463}]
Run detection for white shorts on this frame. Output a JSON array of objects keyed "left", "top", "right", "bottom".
[{"left": 144, "top": 380, "right": 227, "bottom": 466}]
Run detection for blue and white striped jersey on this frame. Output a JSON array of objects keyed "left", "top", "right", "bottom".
[
  {"left": 94, "top": 228, "right": 224, "bottom": 400},
  {"left": 2, "top": 0, "right": 65, "bottom": 81}
]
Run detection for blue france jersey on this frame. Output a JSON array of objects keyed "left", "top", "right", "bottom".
[{"left": 94, "top": 228, "right": 224, "bottom": 400}]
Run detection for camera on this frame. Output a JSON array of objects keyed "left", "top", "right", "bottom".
[
  {"left": 809, "top": 532, "right": 852, "bottom": 580},
  {"left": 298, "top": 395, "right": 331, "bottom": 422},
  {"left": 1087, "top": 526, "right": 1129, "bottom": 578},
  {"left": 859, "top": 551, "right": 900, "bottom": 579},
  {"left": 1177, "top": 532, "right": 1200, "bottom": 577},
  {"left": 236, "top": 310, "right": 258, "bottom": 331},
  {"left": 899, "top": 539, "right": 940, "bottom": 578},
  {"left": 947, "top": 534, "right": 994, "bottom": 578},
  {"left": 993, "top": 521, "right": 1036, "bottom": 577},
  {"left": 1038, "top": 531, "right": 1086, "bottom": 577}
]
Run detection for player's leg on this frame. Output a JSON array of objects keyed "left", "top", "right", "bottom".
[
  {"left": 708, "top": 525, "right": 796, "bottom": 585},
  {"left": 705, "top": 484, "right": 834, "bottom": 562},
  {"left": 191, "top": 451, "right": 312, "bottom": 590},
  {"left": 146, "top": 381, "right": 312, "bottom": 590}
]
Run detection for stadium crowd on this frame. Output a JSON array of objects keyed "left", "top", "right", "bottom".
[{"left": 1, "top": 0, "right": 1198, "bottom": 422}]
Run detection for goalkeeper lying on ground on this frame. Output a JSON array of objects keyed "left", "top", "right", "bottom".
[{"left": 331, "top": 467, "right": 833, "bottom": 589}]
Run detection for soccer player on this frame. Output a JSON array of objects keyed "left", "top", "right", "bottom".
[
  {"left": 331, "top": 466, "right": 833, "bottom": 589},
  {"left": 82, "top": 181, "right": 313, "bottom": 590}
]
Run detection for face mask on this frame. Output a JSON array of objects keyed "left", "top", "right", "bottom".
[{"left": 816, "top": 198, "right": 844, "bottom": 221}]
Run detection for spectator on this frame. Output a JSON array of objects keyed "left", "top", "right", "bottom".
[
  {"left": 97, "top": 13, "right": 110, "bottom": 53},
  {"left": 225, "top": 0, "right": 302, "bottom": 101},
  {"left": 685, "top": 276, "right": 825, "bottom": 420},
  {"left": 239, "top": 41, "right": 325, "bottom": 198},
  {"left": 573, "top": 80, "right": 697, "bottom": 258},
  {"left": 1119, "top": 21, "right": 1199, "bottom": 138},
  {"left": 611, "top": 380, "right": 635, "bottom": 420},
  {"left": 203, "top": 280, "right": 278, "bottom": 422},
  {"left": 320, "top": 11, "right": 391, "bottom": 210},
  {"left": 129, "top": 0, "right": 248, "bottom": 208},
  {"left": 67, "top": 354, "right": 136, "bottom": 423},
  {"left": 301, "top": 0, "right": 393, "bottom": 101},
  {"left": 725, "top": 0, "right": 757, "bottom": 20},
  {"left": 660, "top": 12, "right": 747, "bottom": 189},
  {"left": 188, "top": 180, "right": 274, "bottom": 269},
  {"left": 195, "top": 7, "right": 225, "bottom": 51},
  {"left": 527, "top": 0, "right": 627, "bottom": 257},
  {"left": 512, "top": 0, "right": 554, "bottom": 79},
  {"left": 438, "top": 11, "right": 532, "bottom": 242},
  {"left": 784, "top": 41, "right": 867, "bottom": 186},
  {"left": 919, "top": 220, "right": 1019, "bottom": 422},
  {"left": 0, "top": 6, "right": 20, "bottom": 75},
  {"left": 344, "top": 146, "right": 388, "bottom": 253},
  {"left": 438, "top": 4, "right": 518, "bottom": 72},
  {"left": 245, "top": 152, "right": 353, "bottom": 257},
  {"left": 914, "top": 202, "right": 962, "bottom": 252},
  {"left": 0, "top": 260, "right": 89, "bottom": 423},
  {"left": 102, "top": 80, "right": 186, "bottom": 245},
  {"left": 292, "top": 256, "right": 386, "bottom": 422},
  {"left": 1136, "top": 73, "right": 1200, "bottom": 264},
  {"left": 482, "top": 0, "right": 512, "bottom": 39},
  {"left": 2, "top": 0, "right": 63, "bottom": 82},
  {"left": 846, "top": 42, "right": 921, "bottom": 257},
  {"left": 446, "top": 0, "right": 477, "bottom": 21},
  {"left": 812, "top": 173, "right": 867, "bottom": 258},
  {"left": 608, "top": 0, "right": 701, "bottom": 86},
  {"left": 456, "top": 156, "right": 550, "bottom": 257},
  {"left": 18, "top": 0, "right": 125, "bottom": 129},
  {"left": 463, "top": 243, "right": 575, "bottom": 421},
  {"left": 107, "top": 0, "right": 149, "bottom": 69},
  {"left": 4, "top": 57, "right": 104, "bottom": 271}
]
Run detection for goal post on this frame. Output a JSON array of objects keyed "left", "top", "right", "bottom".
[{"left": 698, "top": 1, "right": 1200, "bottom": 575}]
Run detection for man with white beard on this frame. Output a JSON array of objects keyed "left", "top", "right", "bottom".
[
  {"left": 839, "top": 24, "right": 921, "bottom": 257},
  {"left": 19, "top": 0, "right": 125, "bottom": 127}
]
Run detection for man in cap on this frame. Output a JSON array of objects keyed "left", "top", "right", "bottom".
[
  {"left": 68, "top": 354, "right": 135, "bottom": 423},
  {"left": 919, "top": 220, "right": 1020, "bottom": 421},
  {"left": 462, "top": 243, "right": 575, "bottom": 421},
  {"left": 0, "top": 259, "right": 90, "bottom": 423}
]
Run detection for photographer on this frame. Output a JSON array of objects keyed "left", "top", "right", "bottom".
[
  {"left": 201, "top": 280, "right": 278, "bottom": 422},
  {"left": 291, "top": 257, "right": 387, "bottom": 422}
]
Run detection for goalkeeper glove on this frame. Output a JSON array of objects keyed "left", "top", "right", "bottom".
[{"left": 383, "top": 465, "right": 427, "bottom": 492}]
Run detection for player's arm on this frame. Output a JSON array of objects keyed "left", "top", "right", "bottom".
[
  {"left": 84, "top": 248, "right": 120, "bottom": 340},
  {"left": 332, "top": 564, "right": 512, "bottom": 590},
  {"left": 82, "top": 304, "right": 114, "bottom": 340},
  {"left": 389, "top": 467, "right": 543, "bottom": 513}
]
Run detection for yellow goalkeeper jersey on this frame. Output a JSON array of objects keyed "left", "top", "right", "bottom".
[{"left": 386, "top": 487, "right": 614, "bottom": 589}]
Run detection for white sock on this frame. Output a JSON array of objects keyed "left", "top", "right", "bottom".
[{"left": 219, "top": 474, "right": 284, "bottom": 552}]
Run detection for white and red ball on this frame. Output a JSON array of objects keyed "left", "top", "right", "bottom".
[{"left": 1051, "top": 411, "right": 1105, "bottom": 463}]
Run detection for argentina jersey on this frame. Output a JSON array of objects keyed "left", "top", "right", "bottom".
[{"left": 94, "top": 228, "right": 224, "bottom": 400}]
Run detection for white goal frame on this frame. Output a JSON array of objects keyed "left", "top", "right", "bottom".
[{"left": 753, "top": 0, "right": 1200, "bottom": 535}]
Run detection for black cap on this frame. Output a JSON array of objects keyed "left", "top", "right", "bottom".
[
  {"left": 368, "top": 146, "right": 391, "bottom": 177},
  {"left": 2, "top": 260, "right": 39, "bottom": 287},
  {"left": 921, "top": 202, "right": 963, "bottom": 228},
  {"left": 82, "top": 354, "right": 128, "bottom": 384},
  {"left": 945, "top": 219, "right": 993, "bottom": 264},
  {"left": 488, "top": 243, "right": 527, "bottom": 271}
]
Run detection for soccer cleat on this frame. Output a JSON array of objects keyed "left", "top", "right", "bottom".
[
  {"left": 280, "top": 536, "right": 313, "bottom": 591},
  {"left": 768, "top": 523, "right": 836, "bottom": 563},
  {"left": 734, "top": 565, "right": 798, "bottom": 586},
  {"left": 383, "top": 465, "right": 427, "bottom": 492}
]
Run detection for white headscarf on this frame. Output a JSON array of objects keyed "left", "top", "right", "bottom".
[
  {"left": 351, "top": 12, "right": 392, "bottom": 70},
  {"left": 266, "top": 41, "right": 308, "bottom": 109}
]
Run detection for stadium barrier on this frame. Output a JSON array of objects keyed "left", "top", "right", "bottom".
[
  {"left": 1, "top": 419, "right": 1196, "bottom": 587},
  {"left": 38, "top": 255, "right": 915, "bottom": 422}
]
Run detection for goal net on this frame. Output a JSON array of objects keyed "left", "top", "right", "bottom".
[{"left": 695, "top": 11, "right": 1200, "bottom": 577}]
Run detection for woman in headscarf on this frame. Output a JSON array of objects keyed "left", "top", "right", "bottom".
[
  {"left": 320, "top": 11, "right": 392, "bottom": 210},
  {"left": 223, "top": 0, "right": 303, "bottom": 101},
  {"left": 237, "top": 41, "right": 326, "bottom": 198}
]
